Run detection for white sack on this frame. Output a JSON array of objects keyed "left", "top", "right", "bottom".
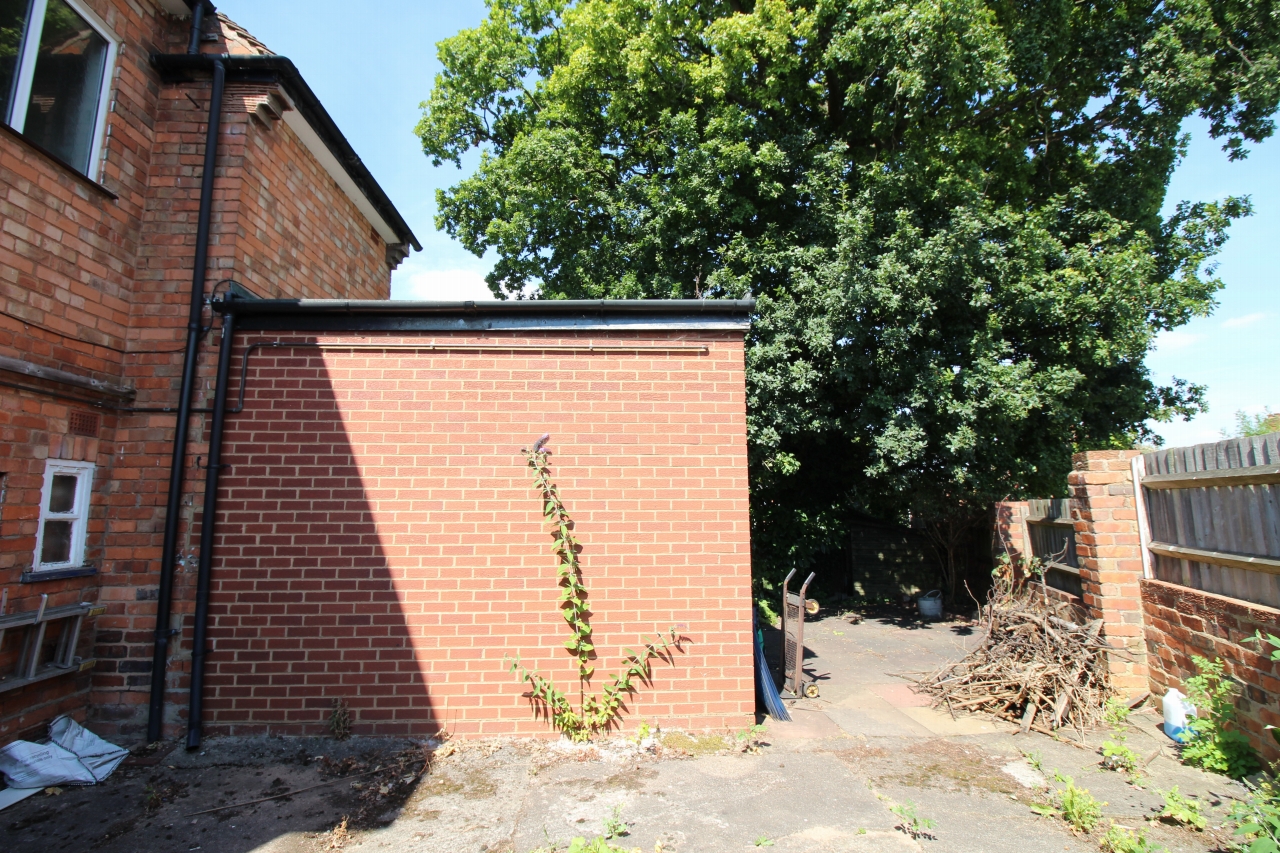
[
  {"left": 48, "top": 715, "right": 128, "bottom": 782},
  {"left": 0, "top": 740, "right": 96, "bottom": 788},
  {"left": 0, "top": 715, "right": 128, "bottom": 790}
]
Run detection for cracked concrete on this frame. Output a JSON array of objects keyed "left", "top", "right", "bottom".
[{"left": 2, "top": 610, "right": 1246, "bottom": 852}]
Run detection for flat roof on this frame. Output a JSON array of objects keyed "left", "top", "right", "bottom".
[{"left": 214, "top": 298, "right": 755, "bottom": 332}]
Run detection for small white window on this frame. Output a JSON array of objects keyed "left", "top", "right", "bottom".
[
  {"left": 0, "top": 0, "right": 118, "bottom": 178},
  {"left": 34, "top": 459, "right": 94, "bottom": 571}
]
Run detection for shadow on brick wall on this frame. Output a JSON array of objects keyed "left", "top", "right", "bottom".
[{"left": 203, "top": 351, "right": 437, "bottom": 739}]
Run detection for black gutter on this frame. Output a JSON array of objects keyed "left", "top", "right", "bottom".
[
  {"left": 146, "top": 55, "right": 226, "bottom": 744},
  {"left": 150, "top": 53, "right": 421, "bottom": 253},
  {"left": 184, "top": 303, "right": 236, "bottom": 750}
]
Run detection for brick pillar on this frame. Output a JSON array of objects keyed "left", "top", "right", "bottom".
[
  {"left": 1068, "top": 450, "right": 1148, "bottom": 697},
  {"left": 993, "top": 500, "right": 1031, "bottom": 564}
]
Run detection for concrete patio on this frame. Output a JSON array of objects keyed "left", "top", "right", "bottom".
[{"left": 2, "top": 611, "right": 1245, "bottom": 852}]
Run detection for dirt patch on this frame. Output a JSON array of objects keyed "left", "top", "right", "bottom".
[
  {"left": 601, "top": 766, "right": 659, "bottom": 790},
  {"left": 830, "top": 743, "right": 891, "bottom": 762},
  {"left": 659, "top": 732, "right": 731, "bottom": 755},
  {"left": 873, "top": 740, "right": 1019, "bottom": 795},
  {"left": 417, "top": 765, "right": 498, "bottom": 799}
]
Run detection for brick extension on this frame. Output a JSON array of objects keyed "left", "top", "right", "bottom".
[{"left": 198, "top": 330, "right": 756, "bottom": 738}]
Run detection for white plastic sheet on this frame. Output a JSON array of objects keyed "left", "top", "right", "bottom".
[
  {"left": 0, "top": 715, "right": 128, "bottom": 799},
  {"left": 48, "top": 715, "right": 128, "bottom": 782}
]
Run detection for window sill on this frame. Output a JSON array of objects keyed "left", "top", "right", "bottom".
[
  {"left": 21, "top": 565, "right": 98, "bottom": 583},
  {"left": 0, "top": 121, "right": 118, "bottom": 200}
]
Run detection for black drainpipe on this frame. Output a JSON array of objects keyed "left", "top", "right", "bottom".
[
  {"left": 185, "top": 299, "right": 236, "bottom": 749},
  {"left": 146, "top": 4, "right": 224, "bottom": 743}
]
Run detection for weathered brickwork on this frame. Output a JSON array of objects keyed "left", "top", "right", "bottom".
[
  {"left": 197, "top": 332, "right": 756, "bottom": 738},
  {"left": 1142, "top": 580, "right": 1280, "bottom": 764},
  {"left": 1058, "top": 450, "right": 1277, "bottom": 760},
  {"left": 993, "top": 500, "right": 1030, "bottom": 564},
  {"left": 1068, "top": 450, "right": 1149, "bottom": 695},
  {"left": 0, "top": 2, "right": 396, "bottom": 743}
]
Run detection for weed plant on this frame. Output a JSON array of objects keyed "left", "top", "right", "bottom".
[
  {"left": 505, "top": 439, "right": 683, "bottom": 741},
  {"left": 1032, "top": 773, "right": 1104, "bottom": 833},
  {"left": 1231, "top": 778, "right": 1280, "bottom": 853},
  {"left": 1155, "top": 786, "right": 1206, "bottom": 830},
  {"left": 889, "top": 801, "right": 936, "bottom": 838},
  {"left": 1100, "top": 823, "right": 1166, "bottom": 853},
  {"left": 1181, "top": 656, "right": 1261, "bottom": 779}
]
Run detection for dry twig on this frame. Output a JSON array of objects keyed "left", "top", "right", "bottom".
[{"left": 914, "top": 565, "right": 1113, "bottom": 736}]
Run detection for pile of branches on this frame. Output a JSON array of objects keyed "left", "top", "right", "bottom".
[{"left": 915, "top": 570, "right": 1115, "bottom": 735}]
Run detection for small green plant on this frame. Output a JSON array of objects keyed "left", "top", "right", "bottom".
[
  {"left": 1155, "top": 786, "right": 1206, "bottom": 831},
  {"left": 635, "top": 721, "right": 652, "bottom": 743},
  {"left": 890, "top": 801, "right": 936, "bottom": 839},
  {"left": 1100, "top": 823, "right": 1165, "bottom": 853},
  {"left": 1181, "top": 656, "right": 1262, "bottom": 779},
  {"left": 603, "top": 805, "right": 629, "bottom": 840},
  {"left": 1231, "top": 778, "right": 1280, "bottom": 853},
  {"left": 1022, "top": 749, "right": 1044, "bottom": 773},
  {"left": 506, "top": 438, "right": 684, "bottom": 742},
  {"left": 736, "top": 724, "right": 767, "bottom": 754},
  {"left": 1034, "top": 774, "right": 1104, "bottom": 834},
  {"left": 753, "top": 837, "right": 774, "bottom": 848},
  {"left": 1104, "top": 697, "right": 1133, "bottom": 727},
  {"left": 1102, "top": 738, "right": 1143, "bottom": 779},
  {"left": 531, "top": 837, "right": 634, "bottom": 853},
  {"left": 1101, "top": 696, "right": 1145, "bottom": 783}
]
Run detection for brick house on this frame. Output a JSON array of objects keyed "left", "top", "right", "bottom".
[
  {"left": 0, "top": 0, "right": 757, "bottom": 746},
  {"left": 0, "top": 0, "right": 418, "bottom": 744}
]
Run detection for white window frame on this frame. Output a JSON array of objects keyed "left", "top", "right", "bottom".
[
  {"left": 33, "top": 459, "right": 95, "bottom": 571},
  {"left": 6, "top": 0, "right": 119, "bottom": 180}
]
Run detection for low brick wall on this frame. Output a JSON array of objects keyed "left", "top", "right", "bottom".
[{"left": 1142, "top": 579, "right": 1280, "bottom": 763}]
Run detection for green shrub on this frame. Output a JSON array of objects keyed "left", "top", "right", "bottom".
[
  {"left": 1181, "top": 656, "right": 1262, "bottom": 779},
  {"left": 1032, "top": 774, "right": 1104, "bottom": 834},
  {"left": 1231, "top": 779, "right": 1280, "bottom": 853}
]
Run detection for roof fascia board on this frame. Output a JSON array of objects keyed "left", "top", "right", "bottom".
[{"left": 215, "top": 298, "right": 755, "bottom": 333}]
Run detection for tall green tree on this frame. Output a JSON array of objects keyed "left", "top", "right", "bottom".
[{"left": 417, "top": 0, "right": 1279, "bottom": 594}]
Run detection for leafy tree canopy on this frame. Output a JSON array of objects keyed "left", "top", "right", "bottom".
[{"left": 417, "top": 0, "right": 1279, "bottom": 588}]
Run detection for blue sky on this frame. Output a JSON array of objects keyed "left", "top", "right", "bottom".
[{"left": 217, "top": 1, "right": 1276, "bottom": 448}]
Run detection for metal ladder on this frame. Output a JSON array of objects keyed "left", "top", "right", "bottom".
[{"left": 0, "top": 591, "right": 104, "bottom": 692}]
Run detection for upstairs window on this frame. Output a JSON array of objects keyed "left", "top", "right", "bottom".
[
  {"left": 0, "top": 0, "right": 116, "bottom": 177},
  {"left": 34, "top": 459, "right": 94, "bottom": 571}
]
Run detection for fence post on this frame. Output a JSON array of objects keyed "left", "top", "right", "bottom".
[{"left": 1068, "top": 449, "right": 1149, "bottom": 697}]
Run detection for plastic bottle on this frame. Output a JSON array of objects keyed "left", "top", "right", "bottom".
[{"left": 1162, "top": 688, "right": 1196, "bottom": 743}]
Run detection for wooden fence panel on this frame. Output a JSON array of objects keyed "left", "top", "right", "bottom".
[{"left": 1142, "top": 434, "right": 1280, "bottom": 608}]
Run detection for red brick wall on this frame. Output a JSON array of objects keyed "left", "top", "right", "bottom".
[
  {"left": 0, "top": 0, "right": 183, "bottom": 741},
  {"left": 1142, "top": 579, "right": 1280, "bottom": 764},
  {"left": 196, "top": 330, "right": 755, "bottom": 737},
  {"left": 0, "top": 4, "right": 399, "bottom": 742},
  {"left": 1065, "top": 451, "right": 1278, "bottom": 761},
  {"left": 236, "top": 93, "right": 388, "bottom": 300},
  {"left": 993, "top": 500, "right": 1030, "bottom": 564}
]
